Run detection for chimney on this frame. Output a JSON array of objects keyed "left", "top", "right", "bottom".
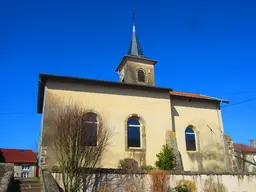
[{"left": 250, "top": 139, "right": 255, "bottom": 147}]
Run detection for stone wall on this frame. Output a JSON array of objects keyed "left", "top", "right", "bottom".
[
  {"left": 41, "top": 169, "right": 60, "bottom": 192},
  {"left": 0, "top": 163, "right": 14, "bottom": 192},
  {"left": 52, "top": 169, "right": 256, "bottom": 192}
]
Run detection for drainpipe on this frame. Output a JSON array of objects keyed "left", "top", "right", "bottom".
[{"left": 216, "top": 103, "right": 227, "bottom": 170}]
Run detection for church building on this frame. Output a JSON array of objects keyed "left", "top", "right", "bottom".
[{"left": 37, "top": 21, "right": 230, "bottom": 171}]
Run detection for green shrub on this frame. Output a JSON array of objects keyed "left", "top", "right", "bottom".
[{"left": 155, "top": 144, "right": 176, "bottom": 170}]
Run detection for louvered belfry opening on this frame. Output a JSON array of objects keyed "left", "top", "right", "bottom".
[{"left": 138, "top": 69, "right": 145, "bottom": 82}]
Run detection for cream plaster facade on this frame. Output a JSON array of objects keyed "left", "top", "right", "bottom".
[
  {"left": 39, "top": 79, "right": 227, "bottom": 171},
  {"left": 171, "top": 97, "right": 226, "bottom": 171},
  {"left": 42, "top": 81, "right": 172, "bottom": 168}
]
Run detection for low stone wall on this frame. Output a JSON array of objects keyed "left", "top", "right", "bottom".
[
  {"left": 0, "top": 163, "right": 14, "bottom": 192},
  {"left": 52, "top": 169, "right": 256, "bottom": 192},
  {"left": 168, "top": 174, "right": 256, "bottom": 192},
  {"left": 41, "top": 169, "right": 60, "bottom": 192}
]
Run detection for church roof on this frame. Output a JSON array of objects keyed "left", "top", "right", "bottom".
[
  {"left": 37, "top": 73, "right": 173, "bottom": 113},
  {"left": 37, "top": 74, "right": 229, "bottom": 114},
  {"left": 169, "top": 91, "right": 229, "bottom": 104}
]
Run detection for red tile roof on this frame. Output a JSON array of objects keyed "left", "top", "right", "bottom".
[
  {"left": 233, "top": 143, "right": 256, "bottom": 153},
  {"left": 0, "top": 148, "right": 37, "bottom": 164},
  {"left": 169, "top": 91, "right": 229, "bottom": 103}
]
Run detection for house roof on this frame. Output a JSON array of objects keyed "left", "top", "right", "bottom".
[
  {"left": 169, "top": 91, "right": 229, "bottom": 104},
  {"left": 37, "top": 73, "right": 173, "bottom": 114},
  {"left": 0, "top": 149, "right": 37, "bottom": 164},
  {"left": 233, "top": 143, "right": 256, "bottom": 153}
]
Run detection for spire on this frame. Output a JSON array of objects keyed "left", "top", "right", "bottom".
[{"left": 128, "top": 9, "right": 144, "bottom": 57}]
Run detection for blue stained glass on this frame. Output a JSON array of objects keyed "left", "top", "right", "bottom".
[
  {"left": 128, "top": 117, "right": 140, "bottom": 126},
  {"left": 185, "top": 127, "right": 194, "bottom": 133},
  {"left": 185, "top": 128, "right": 196, "bottom": 151},
  {"left": 128, "top": 126, "right": 141, "bottom": 147}
]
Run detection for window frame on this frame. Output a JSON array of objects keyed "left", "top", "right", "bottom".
[
  {"left": 127, "top": 116, "right": 143, "bottom": 150},
  {"left": 137, "top": 68, "right": 146, "bottom": 83},
  {"left": 21, "top": 172, "right": 29, "bottom": 178},
  {"left": 22, "top": 165, "right": 30, "bottom": 171},
  {"left": 185, "top": 127, "right": 197, "bottom": 152},
  {"left": 82, "top": 112, "right": 99, "bottom": 147}
]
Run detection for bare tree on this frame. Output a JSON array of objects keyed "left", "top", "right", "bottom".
[{"left": 50, "top": 101, "right": 113, "bottom": 192}]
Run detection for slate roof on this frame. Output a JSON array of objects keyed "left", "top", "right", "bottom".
[
  {"left": 169, "top": 91, "right": 229, "bottom": 103},
  {"left": 37, "top": 73, "right": 229, "bottom": 113},
  {"left": 37, "top": 73, "right": 173, "bottom": 113},
  {"left": 233, "top": 143, "right": 256, "bottom": 153},
  {"left": 0, "top": 149, "right": 37, "bottom": 164},
  {"left": 128, "top": 25, "right": 144, "bottom": 57}
]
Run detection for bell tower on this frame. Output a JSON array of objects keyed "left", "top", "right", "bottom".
[{"left": 115, "top": 10, "right": 157, "bottom": 86}]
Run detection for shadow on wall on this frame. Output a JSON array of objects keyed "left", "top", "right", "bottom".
[
  {"left": 0, "top": 150, "right": 5, "bottom": 162},
  {"left": 188, "top": 143, "right": 225, "bottom": 172},
  {"left": 171, "top": 103, "right": 179, "bottom": 132},
  {"left": 178, "top": 151, "right": 184, "bottom": 170}
]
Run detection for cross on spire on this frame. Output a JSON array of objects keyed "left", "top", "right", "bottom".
[{"left": 128, "top": 8, "right": 144, "bottom": 57}]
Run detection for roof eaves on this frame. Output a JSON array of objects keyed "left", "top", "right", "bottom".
[
  {"left": 169, "top": 91, "right": 229, "bottom": 104},
  {"left": 37, "top": 74, "right": 46, "bottom": 114},
  {"left": 37, "top": 73, "right": 173, "bottom": 114},
  {"left": 115, "top": 55, "right": 157, "bottom": 72},
  {"left": 200, "top": 94, "right": 229, "bottom": 104}
]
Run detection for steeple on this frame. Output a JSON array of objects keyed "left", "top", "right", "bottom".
[
  {"left": 128, "top": 8, "right": 144, "bottom": 57},
  {"left": 128, "top": 23, "right": 144, "bottom": 57},
  {"left": 116, "top": 9, "right": 157, "bottom": 86}
]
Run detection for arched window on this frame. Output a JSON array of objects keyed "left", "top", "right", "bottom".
[
  {"left": 82, "top": 112, "right": 98, "bottom": 146},
  {"left": 127, "top": 117, "right": 141, "bottom": 148},
  {"left": 185, "top": 127, "right": 197, "bottom": 151},
  {"left": 137, "top": 69, "right": 145, "bottom": 82}
]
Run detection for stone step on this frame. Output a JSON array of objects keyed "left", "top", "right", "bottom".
[
  {"left": 14, "top": 178, "right": 42, "bottom": 192},
  {"left": 20, "top": 185, "right": 41, "bottom": 189},
  {"left": 16, "top": 178, "right": 41, "bottom": 184},
  {"left": 20, "top": 189, "right": 42, "bottom": 192},
  {"left": 20, "top": 188, "right": 41, "bottom": 191},
  {"left": 20, "top": 183, "right": 41, "bottom": 187}
]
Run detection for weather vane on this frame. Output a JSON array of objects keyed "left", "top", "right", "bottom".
[{"left": 132, "top": 8, "right": 135, "bottom": 25}]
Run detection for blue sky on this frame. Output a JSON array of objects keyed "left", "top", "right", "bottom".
[{"left": 0, "top": 0, "right": 256, "bottom": 151}]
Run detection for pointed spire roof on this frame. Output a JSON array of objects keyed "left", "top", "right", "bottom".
[{"left": 128, "top": 10, "right": 144, "bottom": 57}]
